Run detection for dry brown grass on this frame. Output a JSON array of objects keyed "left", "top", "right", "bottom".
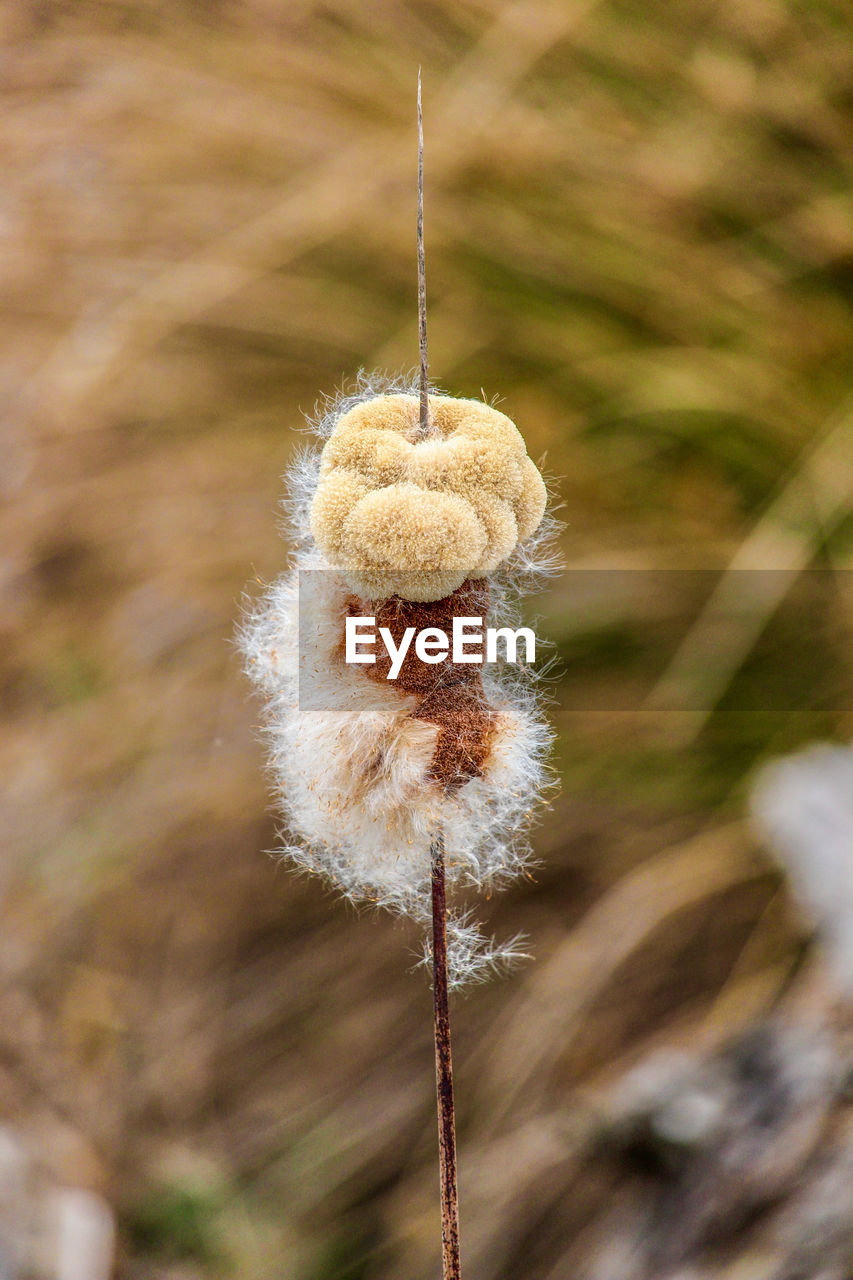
[{"left": 1, "top": 1, "right": 851, "bottom": 1276}]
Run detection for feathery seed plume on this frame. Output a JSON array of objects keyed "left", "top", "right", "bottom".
[
  {"left": 240, "top": 79, "right": 557, "bottom": 1280},
  {"left": 240, "top": 372, "right": 556, "bottom": 988}
]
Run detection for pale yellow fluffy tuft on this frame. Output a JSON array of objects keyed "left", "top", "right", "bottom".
[{"left": 309, "top": 393, "right": 546, "bottom": 600}]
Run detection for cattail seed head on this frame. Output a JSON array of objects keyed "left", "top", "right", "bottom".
[
  {"left": 310, "top": 392, "right": 547, "bottom": 601},
  {"left": 240, "top": 373, "right": 557, "bottom": 988}
]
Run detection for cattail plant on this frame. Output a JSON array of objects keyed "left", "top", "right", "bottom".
[{"left": 240, "top": 78, "right": 556, "bottom": 1278}]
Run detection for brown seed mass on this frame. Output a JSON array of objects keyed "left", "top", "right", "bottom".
[{"left": 344, "top": 579, "right": 496, "bottom": 790}]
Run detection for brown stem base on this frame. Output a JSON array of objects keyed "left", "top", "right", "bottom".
[{"left": 431, "top": 831, "right": 461, "bottom": 1279}]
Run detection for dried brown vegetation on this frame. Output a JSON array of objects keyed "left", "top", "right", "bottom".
[{"left": 1, "top": 2, "right": 852, "bottom": 1277}]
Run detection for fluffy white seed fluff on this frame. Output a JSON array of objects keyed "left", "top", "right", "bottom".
[
  {"left": 751, "top": 741, "right": 853, "bottom": 999},
  {"left": 240, "top": 373, "right": 558, "bottom": 988}
]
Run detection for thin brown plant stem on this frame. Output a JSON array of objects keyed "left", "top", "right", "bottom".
[
  {"left": 417, "top": 69, "right": 430, "bottom": 436},
  {"left": 419, "top": 75, "right": 460, "bottom": 1277},
  {"left": 431, "top": 830, "right": 461, "bottom": 1280}
]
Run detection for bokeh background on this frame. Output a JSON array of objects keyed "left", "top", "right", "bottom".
[{"left": 2, "top": 2, "right": 852, "bottom": 1277}]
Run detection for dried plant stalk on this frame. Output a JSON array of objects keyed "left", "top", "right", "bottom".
[
  {"left": 418, "top": 71, "right": 430, "bottom": 439},
  {"left": 240, "top": 74, "right": 555, "bottom": 1280},
  {"left": 420, "top": 79, "right": 461, "bottom": 1277},
  {"left": 431, "top": 831, "right": 461, "bottom": 1278}
]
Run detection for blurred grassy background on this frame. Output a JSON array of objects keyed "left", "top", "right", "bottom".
[{"left": 1, "top": 1, "right": 851, "bottom": 1277}]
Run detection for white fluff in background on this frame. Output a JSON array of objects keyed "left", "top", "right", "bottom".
[
  {"left": 239, "top": 374, "right": 558, "bottom": 988},
  {"left": 751, "top": 741, "right": 853, "bottom": 997}
]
